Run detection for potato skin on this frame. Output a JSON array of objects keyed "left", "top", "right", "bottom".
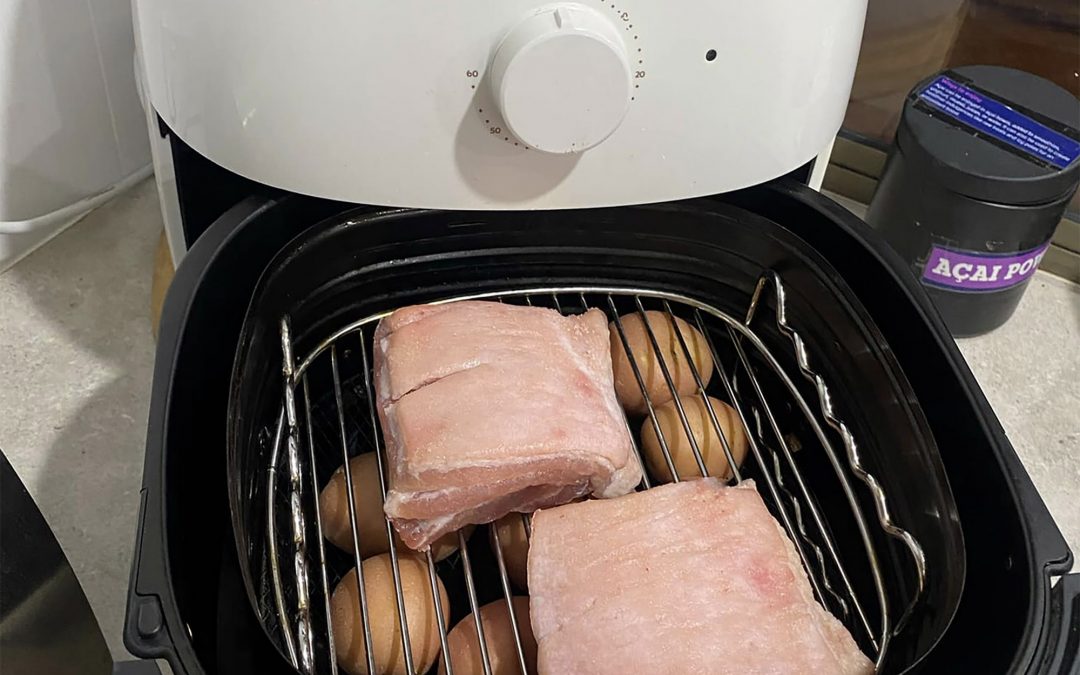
[
  {"left": 319, "top": 453, "right": 468, "bottom": 561},
  {"left": 440, "top": 597, "right": 537, "bottom": 675},
  {"left": 641, "top": 395, "right": 748, "bottom": 483},
  {"left": 609, "top": 311, "right": 714, "bottom": 415},
  {"left": 331, "top": 554, "right": 450, "bottom": 675},
  {"left": 489, "top": 513, "right": 531, "bottom": 591}
]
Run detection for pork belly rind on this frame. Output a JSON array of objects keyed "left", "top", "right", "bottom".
[
  {"left": 376, "top": 301, "right": 640, "bottom": 549},
  {"left": 528, "top": 479, "right": 874, "bottom": 675}
]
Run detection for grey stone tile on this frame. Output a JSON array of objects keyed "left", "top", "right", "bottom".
[
  {"left": 956, "top": 273, "right": 1080, "bottom": 560},
  {"left": 0, "top": 178, "right": 159, "bottom": 660}
]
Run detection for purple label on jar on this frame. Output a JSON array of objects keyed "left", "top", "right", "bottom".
[{"left": 922, "top": 242, "right": 1050, "bottom": 292}]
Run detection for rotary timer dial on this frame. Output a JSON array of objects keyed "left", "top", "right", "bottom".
[{"left": 487, "top": 4, "right": 634, "bottom": 154}]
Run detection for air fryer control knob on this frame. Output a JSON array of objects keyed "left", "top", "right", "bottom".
[{"left": 489, "top": 4, "right": 632, "bottom": 154}]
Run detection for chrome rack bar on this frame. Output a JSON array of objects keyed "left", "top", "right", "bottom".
[
  {"left": 459, "top": 528, "right": 493, "bottom": 675},
  {"left": 358, "top": 329, "right": 418, "bottom": 675},
  {"left": 280, "top": 317, "right": 314, "bottom": 673},
  {"left": 265, "top": 282, "right": 927, "bottom": 673},
  {"left": 330, "top": 345, "right": 376, "bottom": 675},
  {"left": 749, "top": 271, "right": 928, "bottom": 647},
  {"left": 266, "top": 410, "right": 298, "bottom": 669},
  {"left": 302, "top": 377, "right": 338, "bottom": 675}
]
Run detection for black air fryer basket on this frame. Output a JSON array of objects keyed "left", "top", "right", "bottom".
[{"left": 123, "top": 182, "right": 1078, "bottom": 674}]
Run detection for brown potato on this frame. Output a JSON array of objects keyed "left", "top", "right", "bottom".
[
  {"left": 641, "top": 395, "right": 748, "bottom": 483},
  {"left": 609, "top": 311, "right": 714, "bottom": 415},
  {"left": 319, "top": 453, "right": 469, "bottom": 561},
  {"left": 331, "top": 554, "right": 450, "bottom": 675},
  {"left": 439, "top": 597, "right": 537, "bottom": 675},
  {"left": 488, "top": 513, "right": 531, "bottom": 591}
]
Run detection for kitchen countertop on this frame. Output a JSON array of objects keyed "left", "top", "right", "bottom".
[
  {"left": 0, "top": 179, "right": 1077, "bottom": 661},
  {"left": 954, "top": 273, "right": 1080, "bottom": 558}
]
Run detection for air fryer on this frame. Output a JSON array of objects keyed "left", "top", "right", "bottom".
[{"left": 112, "top": 1, "right": 1080, "bottom": 673}]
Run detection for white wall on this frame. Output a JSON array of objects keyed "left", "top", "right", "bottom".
[{"left": 0, "top": 0, "right": 151, "bottom": 271}]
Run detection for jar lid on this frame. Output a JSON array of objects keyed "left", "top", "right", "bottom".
[{"left": 897, "top": 65, "right": 1080, "bottom": 205}]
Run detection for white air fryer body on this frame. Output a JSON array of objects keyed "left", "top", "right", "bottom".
[{"left": 134, "top": 1, "right": 866, "bottom": 210}]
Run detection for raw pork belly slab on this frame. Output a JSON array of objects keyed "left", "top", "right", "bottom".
[
  {"left": 375, "top": 301, "right": 640, "bottom": 550},
  {"left": 528, "top": 479, "right": 874, "bottom": 675}
]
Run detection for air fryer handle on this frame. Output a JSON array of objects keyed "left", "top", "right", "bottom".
[
  {"left": 1038, "top": 573, "right": 1080, "bottom": 673},
  {"left": 123, "top": 489, "right": 186, "bottom": 675}
]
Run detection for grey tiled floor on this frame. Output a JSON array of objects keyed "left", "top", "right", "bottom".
[
  {"left": 0, "top": 179, "right": 1077, "bottom": 662},
  {"left": 0, "top": 179, "right": 158, "bottom": 659}
]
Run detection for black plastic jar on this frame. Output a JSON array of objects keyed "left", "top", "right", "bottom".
[{"left": 867, "top": 65, "right": 1080, "bottom": 337}]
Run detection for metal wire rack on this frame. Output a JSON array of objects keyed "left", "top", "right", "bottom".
[{"left": 261, "top": 272, "right": 927, "bottom": 674}]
